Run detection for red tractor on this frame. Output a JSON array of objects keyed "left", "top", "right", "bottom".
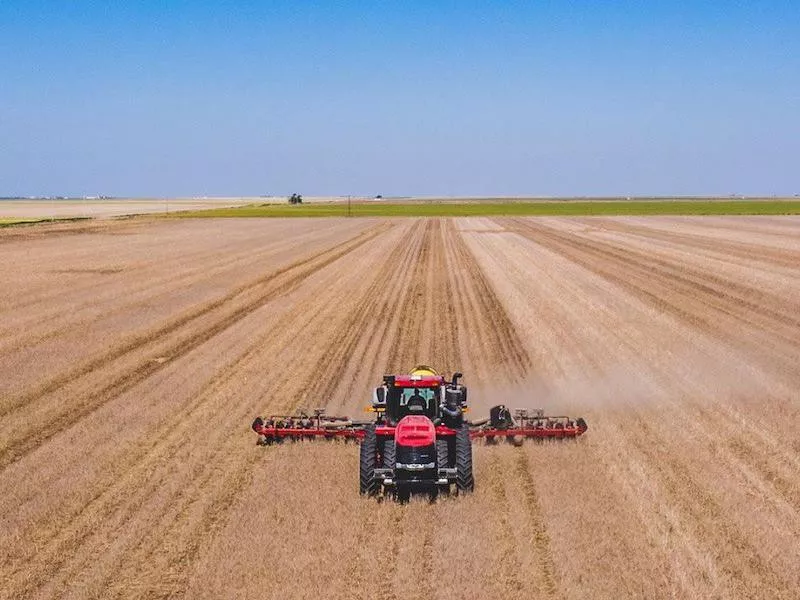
[
  {"left": 252, "top": 366, "right": 587, "bottom": 501},
  {"left": 361, "top": 368, "right": 473, "bottom": 500}
]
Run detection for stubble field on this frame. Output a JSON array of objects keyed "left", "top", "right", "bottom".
[{"left": 1, "top": 215, "right": 798, "bottom": 599}]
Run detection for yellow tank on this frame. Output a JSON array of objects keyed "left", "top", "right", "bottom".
[{"left": 410, "top": 365, "right": 439, "bottom": 377}]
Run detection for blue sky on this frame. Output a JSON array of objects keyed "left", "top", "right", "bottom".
[{"left": 1, "top": 1, "right": 798, "bottom": 197}]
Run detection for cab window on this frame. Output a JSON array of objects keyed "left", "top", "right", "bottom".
[{"left": 398, "top": 387, "right": 436, "bottom": 405}]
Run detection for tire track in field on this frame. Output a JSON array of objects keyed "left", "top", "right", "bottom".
[
  {"left": 0, "top": 222, "right": 385, "bottom": 419},
  {"left": 508, "top": 218, "right": 800, "bottom": 339},
  {"left": 296, "top": 217, "right": 530, "bottom": 599},
  {"left": 386, "top": 219, "right": 462, "bottom": 373},
  {"left": 625, "top": 419, "right": 795, "bottom": 599},
  {"left": 506, "top": 219, "right": 800, "bottom": 518},
  {"left": 0, "top": 220, "right": 293, "bottom": 324},
  {"left": 502, "top": 218, "right": 800, "bottom": 559},
  {"left": 725, "top": 434, "right": 800, "bottom": 510},
  {"left": 418, "top": 524, "right": 435, "bottom": 600},
  {"left": 448, "top": 220, "right": 559, "bottom": 597},
  {"left": 0, "top": 224, "right": 390, "bottom": 470},
  {"left": 372, "top": 219, "right": 536, "bottom": 598},
  {"left": 297, "top": 220, "right": 427, "bottom": 412},
  {"left": 377, "top": 510, "right": 405, "bottom": 600},
  {"left": 376, "top": 219, "right": 437, "bottom": 599},
  {"left": 432, "top": 221, "right": 463, "bottom": 370},
  {"left": 0, "top": 221, "right": 357, "bottom": 357},
  {"left": 446, "top": 222, "right": 530, "bottom": 382},
  {"left": 376, "top": 219, "right": 558, "bottom": 598},
  {"left": 6, "top": 217, "right": 559, "bottom": 599},
  {"left": 485, "top": 453, "right": 525, "bottom": 595},
  {"left": 342, "top": 495, "right": 381, "bottom": 600},
  {"left": 388, "top": 503, "right": 436, "bottom": 600},
  {"left": 138, "top": 221, "right": 424, "bottom": 600},
  {"left": 500, "top": 219, "right": 800, "bottom": 531},
  {"left": 8, "top": 223, "right": 388, "bottom": 414},
  {"left": 383, "top": 503, "right": 435, "bottom": 600},
  {"left": 91, "top": 223, "right": 421, "bottom": 599},
  {"left": 514, "top": 451, "right": 559, "bottom": 597},
  {"left": 585, "top": 217, "right": 800, "bottom": 271},
  {"left": 3, "top": 283, "right": 339, "bottom": 598},
  {"left": 0, "top": 317, "right": 282, "bottom": 538},
  {"left": 9, "top": 225, "right": 404, "bottom": 599},
  {"left": 385, "top": 220, "right": 433, "bottom": 371},
  {"left": 504, "top": 218, "right": 800, "bottom": 387}
]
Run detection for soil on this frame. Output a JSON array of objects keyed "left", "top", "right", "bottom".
[{"left": 1, "top": 215, "right": 798, "bottom": 599}]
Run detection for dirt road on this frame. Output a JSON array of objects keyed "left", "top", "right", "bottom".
[{"left": 1, "top": 216, "right": 798, "bottom": 599}]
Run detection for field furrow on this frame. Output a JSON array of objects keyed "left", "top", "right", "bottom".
[{"left": 1, "top": 215, "right": 797, "bottom": 599}]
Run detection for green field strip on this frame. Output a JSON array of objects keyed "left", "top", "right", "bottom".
[{"left": 167, "top": 200, "right": 800, "bottom": 219}]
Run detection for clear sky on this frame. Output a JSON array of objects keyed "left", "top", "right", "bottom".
[{"left": 1, "top": 1, "right": 798, "bottom": 197}]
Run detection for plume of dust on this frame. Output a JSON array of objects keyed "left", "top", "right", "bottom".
[
  {"left": 473, "top": 367, "right": 663, "bottom": 420},
  {"left": 471, "top": 343, "right": 774, "bottom": 421}
]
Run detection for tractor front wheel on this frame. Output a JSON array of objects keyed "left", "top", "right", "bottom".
[
  {"left": 382, "top": 439, "right": 396, "bottom": 469},
  {"left": 359, "top": 425, "right": 379, "bottom": 496},
  {"left": 436, "top": 438, "right": 449, "bottom": 468}
]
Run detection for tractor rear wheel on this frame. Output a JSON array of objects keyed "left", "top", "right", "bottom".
[
  {"left": 455, "top": 425, "right": 474, "bottom": 493},
  {"left": 359, "top": 424, "right": 379, "bottom": 496}
]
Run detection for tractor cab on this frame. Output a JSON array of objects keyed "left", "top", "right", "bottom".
[
  {"left": 383, "top": 375, "right": 442, "bottom": 424},
  {"left": 372, "top": 366, "right": 468, "bottom": 426}
]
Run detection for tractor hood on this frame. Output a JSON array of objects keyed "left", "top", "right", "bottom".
[{"left": 395, "top": 415, "right": 436, "bottom": 447}]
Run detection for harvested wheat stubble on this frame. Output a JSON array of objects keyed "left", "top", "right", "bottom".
[{"left": 0, "top": 215, "right": 798, "bottom": 600}]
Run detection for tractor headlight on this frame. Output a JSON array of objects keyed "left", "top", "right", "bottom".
[{"left": 395, "top": 462, "right": 436, "bottom": 471}]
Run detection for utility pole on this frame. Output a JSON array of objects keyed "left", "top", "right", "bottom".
[{"left": 347, "top": 195, "right": 351, "bottom": 217}]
